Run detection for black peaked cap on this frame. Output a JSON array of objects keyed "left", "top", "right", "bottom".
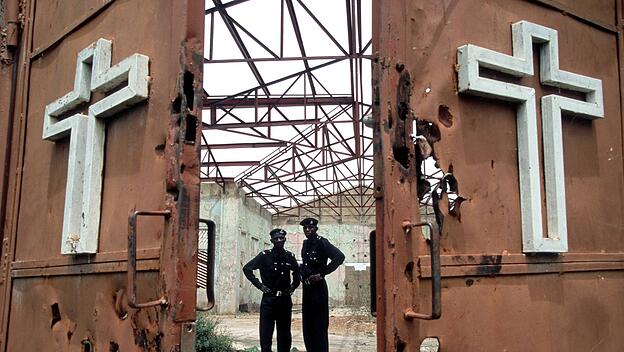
[
  {"left": 299, "top": 217, "right": 318, "bottom": 227},
  {"left": 270, "top": 228, "right": 287, "bottom": 238}
]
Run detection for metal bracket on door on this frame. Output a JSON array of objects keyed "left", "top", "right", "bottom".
[
  {"left": 196, "top": 219, "right": 216, "bottom": 311},
  {"left": 402, "top": 221, "right": 441, "bottom": 320},
  {"left": 127, "top": 210, "right": 170, "bottom": 309}
]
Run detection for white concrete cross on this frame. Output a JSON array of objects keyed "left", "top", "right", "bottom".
[
  {"left": 457, "top": 21, "right": 604, "bottom": 253},
  {"left": 42, "top": 38, "right": 150, "bottom": 254}
]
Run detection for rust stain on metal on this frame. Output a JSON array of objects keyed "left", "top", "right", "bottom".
[
  {"left": 130, "top": 306, "right": 162, "bottom": 350},
  {"left": 2, "top": 0, "right": 203, "bottom": 350},
  {"left": 159, "top": 35, "right": 202, "bottom": 348}
]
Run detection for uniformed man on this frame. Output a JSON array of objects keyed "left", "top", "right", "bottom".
[
  {"left": 242, "top": 228, "right": 300, "bottom": 352},
  {"left": 300, "top": 217, "right": 345, "bottom": 352}
]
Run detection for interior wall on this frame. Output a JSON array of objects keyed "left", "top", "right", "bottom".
[{"left": 200, "top": 182, "right": 272, "bottom": 314}]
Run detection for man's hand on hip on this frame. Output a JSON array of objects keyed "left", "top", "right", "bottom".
[
  {"left": 260, "top": 284, "right": 273, "bottom": 294},
  {"left": 306, "top": 274, "right": 323, "bottom": 285}
]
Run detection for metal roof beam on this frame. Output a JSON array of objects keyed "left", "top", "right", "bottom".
[
  {"left": 204, "top": 96, "right": 354, "bottom": 108},
  {"left": 212, "top": 0, "right": 271, "bottom": 96}
]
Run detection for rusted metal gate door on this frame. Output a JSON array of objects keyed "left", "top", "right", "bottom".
[
  {"left": 0, "top": 0, "right": 203, "bottom": 350},
  {"left": 374, "top": 0, "right": 624, "bottom": 350}
]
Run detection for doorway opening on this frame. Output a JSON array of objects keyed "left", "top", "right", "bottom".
[
  {"left": 200, "top": 0, "right": 375, "bottom": 350},
  {"left": 197, "top": 1, "right": 453, "bottom": 350}
]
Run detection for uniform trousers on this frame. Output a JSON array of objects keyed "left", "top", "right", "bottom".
[
  {"left": 259, "top": 295, "right": 293, "bottom": 352},
  {"left": 302, "top": 279, "right": 329, "bottom": 352}
]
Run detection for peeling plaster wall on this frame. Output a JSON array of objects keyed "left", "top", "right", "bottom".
[
  {"left": 237, "top": 188, "right": 273, "bottom": 312},
  {"left": 200, "top": 182, "right": 272, "bottom": 314}
]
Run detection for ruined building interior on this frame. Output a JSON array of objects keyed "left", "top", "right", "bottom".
[{"left": 197, "top": 0, "right": 452, "bottom": 314}]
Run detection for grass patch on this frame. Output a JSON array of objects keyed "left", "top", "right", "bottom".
[{"left": 195, "top": 315, "right": 234, "bottom": 352}]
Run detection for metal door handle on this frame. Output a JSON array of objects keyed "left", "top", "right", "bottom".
[
  {"left": 127, "top": 210, "right": 170, "bottom": 309},
  {"left": 196, "top": 219, "right": 216, "bottom": 311},
  {"left": 402, "top": 221, "right": 441, "bottom": 320}
]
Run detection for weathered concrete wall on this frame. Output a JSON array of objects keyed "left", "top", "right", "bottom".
[
  {"left": 237, "top": 189, "right": 273, "bottom": 312},
  {"left": 200, "top": 182, "right": 273, "bottom": 314}
]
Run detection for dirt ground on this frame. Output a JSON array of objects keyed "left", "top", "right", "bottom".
[{"left": 215, "top": 307, "right": 376, "bottom": 352}]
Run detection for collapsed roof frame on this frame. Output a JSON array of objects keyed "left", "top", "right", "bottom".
[{"left": 202, "top": 0, "right": 374, "bottom": 220}]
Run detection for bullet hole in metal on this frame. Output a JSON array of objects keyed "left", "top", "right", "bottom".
[
  {"left": 183, "top": 71, "right": 195, "bottom": 110},
  {"left": 412, "top": 120, "right": 440, "bottom": 202},
  {"left": 50, "top": 303, "right": 61, "bottom": 328},
  {"left": 82, "top": 339, "right": 93, "bottom": 352},
  {"left": 444, "top": 165, "right": 458, "bottom": 193},
  {"left": 449, "top": 196, "right": 467, "bottom": 220},
  {"left": 109, "top": 341, "right": 120, "bottom": 352},
  {"left": 169, "top": 187, "right": 180, "bottom": 202},
  {"left": 154, "top": 143, "right": 165, "bottom": 156},
  {"left": 404, "top": 261, "right": 414, "bottom": 282},
  {"left": 397, "top": 72, "right": 411, "bottom": 122},
  {"left": 491, "top": 159, "right": 495, "bottom": 169},
  {"left": 414, "top": 135, "right": 432, "bottom": 159},
  {"left": 393, "top": 145, "right": 410, "bottom": 170},
  {"left": 113, "top": 289, "right": 128, "bottom": 320},
  {"left": 411, "top": 118, "right": 467, "bottom": 228},
  {"left": 172, "top": 96, "right": 182, "bottom": 114},
  {"left": 184, "top": 114, "right": 197, "bottom": 143},
  {"left": 416, "top": 120, "right": 441, "bottom": 145},
  {"left": 465, "top": 278, "right": 474, "bottom": 287},
  {"left": 396, "top": 63, "right": 405, "bottom": 72},
  {"left": 392, "top": 70, "right": 413, "bottom": 170},
  {"left": 438, "top": 104, "right": 453, "bottom": 128},
  {"left": 394, "top": 333, "right": 406, "bottom": 352}
]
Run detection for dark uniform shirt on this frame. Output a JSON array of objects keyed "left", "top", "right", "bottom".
[
  {"left": 301, "top": 235, "right": 345, "bottom": 279},
  {"left": 243, "top": 249, "right": 301, "bottom": 293}
]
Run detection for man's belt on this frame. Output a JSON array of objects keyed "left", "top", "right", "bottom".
[
  {"left": 265, "top": 289, "right": 286, "bottom": 297},
  {"left": 303, "top": 276, "right": 325, "bottom": 286}
]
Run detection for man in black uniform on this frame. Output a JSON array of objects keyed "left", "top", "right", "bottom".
[
  {"left": 300, "top": 217, "right": 345, "bottom": 352},
  {"left": 243, "top": 228, "right": 300, "bottom": 352}
]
